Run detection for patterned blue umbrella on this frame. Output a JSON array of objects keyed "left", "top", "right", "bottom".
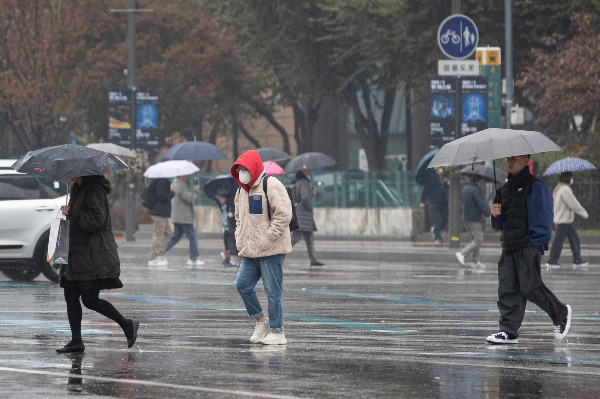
[{"left": 542, "top": 157, "right": 597, "bottom": 176}]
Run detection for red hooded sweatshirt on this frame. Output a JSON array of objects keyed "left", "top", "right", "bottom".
[{"left": 231, "top": 150, "right": 264, "bottom": 192}]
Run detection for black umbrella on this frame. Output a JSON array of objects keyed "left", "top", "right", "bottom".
[
  {"left": 255, "top": 148, "right": 290, "bottom": 162},
  {"left": 203, "top": 174, "right": 237, "bottom": 203},
  {"left": 458, "top": 164, "right": 508, "bottom": 184},
  {"left": 12, "top": 144, "right": 128, "bottom": 181},
  {"left": 284, "top": 152, "right": 336, "bottom": 173},
  {"left": 415, "top": 149, "right": 438, "bottom": 185},
  {"left": 162, "top": 141, "right": 226, "bottom": 162}
]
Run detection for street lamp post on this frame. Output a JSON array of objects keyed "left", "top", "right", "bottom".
[{"left": 111, "top": 1, "right": 152, "bottom": 242}]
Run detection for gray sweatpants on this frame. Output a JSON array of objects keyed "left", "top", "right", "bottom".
[{"left": 497, "top": 246, "right": 568, "bottom": 337}]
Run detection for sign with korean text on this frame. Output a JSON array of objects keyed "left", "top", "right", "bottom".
[
  {"left": 108, "top": 89, "right": 159, "bottom": 153},
  {"left": 438, "top": 60, "right": 480, "bottom": 76},
  {"left": 430, "top": 77, "right": 457, "bottom": 148},
  {"left": 460, "top": 77, "right": 488, "bottom": 137}
]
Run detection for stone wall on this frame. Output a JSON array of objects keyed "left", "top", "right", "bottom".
[{"left": 193, "top": 206, "right": 415, "bottom": 238}]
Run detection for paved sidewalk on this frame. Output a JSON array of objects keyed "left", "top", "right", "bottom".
[{"left": 124, "top": 224, "right": 600, "bottom": 266}]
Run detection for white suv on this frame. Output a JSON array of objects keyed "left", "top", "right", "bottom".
[{"left": 0, "top": 160, "right": 67, "bottom": 281}]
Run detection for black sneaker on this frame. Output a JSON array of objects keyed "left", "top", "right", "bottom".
[
  {"left": 486, "top": 331, "right": 518, "bottom": 344},
  {"left": 310, "top": 261, "right": 325, "bottom": 268},
  {"left": 554, "top": 304, "right": 572, "bottom": 340}
]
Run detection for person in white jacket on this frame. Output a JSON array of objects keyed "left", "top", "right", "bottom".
[{"left": 546, "top": 172, "right": 589, "bottom": 268}]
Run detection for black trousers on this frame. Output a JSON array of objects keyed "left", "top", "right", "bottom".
[
  {"left": 548, "top": 223, "right": 582, "bottom": 265},
  {"left": 497, "top": 246, "right": 568, "bottom": 337},
  {"left": 63, "top": 286, "right": 129, "bottom": 342}
]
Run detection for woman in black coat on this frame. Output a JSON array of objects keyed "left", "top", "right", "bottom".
[{"left": 57, "top": 175, "right": 138, "bottom": 353}]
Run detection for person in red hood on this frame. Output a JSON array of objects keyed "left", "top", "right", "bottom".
[{"left": 231, "top": 150, "right": 292, "bottom": 345}]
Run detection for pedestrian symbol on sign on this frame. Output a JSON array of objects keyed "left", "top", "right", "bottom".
[{"left": 438, "top": 14, "right": 479, "bottom": 60}]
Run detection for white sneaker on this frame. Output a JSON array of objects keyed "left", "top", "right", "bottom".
[
  {"left": 554, "top": 304, "right": 572, "bottom": 340},
  {"left": 455, "top": 252, "right": 465, "bottom": 266},
  {"left": 486, "top": 331, "right": 518, "bottom": 344},
  {"left": 260, "top": 332, "right": 287, "bottom": 345},
  {"left": 148, "top": 257, "right": 169, "bottom": 267},
  {"left": 186, "top": 259, "right": 205, "bottom": 267},
  {"left": 472, "top": 261, "right": 486, "bottom": 269},
  {"left": 250, "top": 318, "right": 270, "bottom": 343}
]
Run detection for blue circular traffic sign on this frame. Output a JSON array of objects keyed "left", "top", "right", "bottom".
[{"left": 437, "top": 14, "right": 478, "bottom": 59}]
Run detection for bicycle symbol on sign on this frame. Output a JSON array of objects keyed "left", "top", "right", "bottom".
[{"left": 440, "top": 29, "right": 460, "bottom": 45}]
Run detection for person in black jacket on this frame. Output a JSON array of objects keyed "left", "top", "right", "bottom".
[
  {"left": 216, "top": 189, "right": 238, "bottom": 267},
  {"left": 420, "top": 168, "right": 448, "bottom": 244},
  {"left": 57, "top": 175, "right": 138, "bottom": 353},
  {"left": 455, "top": 175, "right": 490, "bottom": 268},
  {"left": 147, "top": 178, "right": 175, "bottom": 267}
]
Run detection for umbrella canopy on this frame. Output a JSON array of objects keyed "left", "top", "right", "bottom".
[
  {"left": 458, "top": 164, "right": 508, "bottom": 184},
  {"left": 255, "top": 148, "right": 290, "bottom": 162},
  {"left": 542, "top": 157, "right": 597, "bottom": 176},
  {"left": 284, "top": 152, "right": 337, "bottom": 173},
  {"left": 86, "top": 143, "right": 136, "bottom": 158},
  {"left": 263, "top": 161, "right": 285, "bottom": 175},
  {"left": 143, "top": 160, "right": 199, "bottom": 179},
  {"left": 415, "top": 148, "right": 439, "bottom": 185},
  {"left": 162, "top": 141, "right": 226, "bottom": 162},
  {"left": 428, "top": 128, "right": 561, "bottom": 168},
  {"left": 12, "top": 144, "right": 129, "bottom": 181},
  {"left": 203, "top": 174, "right": 237, "bottom": 202}
]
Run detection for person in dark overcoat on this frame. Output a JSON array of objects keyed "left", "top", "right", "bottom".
[
  {"left": 291, "top": 170, "right": 324, "bottom": 267},
  {"left": 57, "top": 175, "right": 139, "bottom": 353}
]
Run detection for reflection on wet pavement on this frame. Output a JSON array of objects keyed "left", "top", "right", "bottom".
[{"left": 1, "top": 246, "right": 600, "bottom": 398}]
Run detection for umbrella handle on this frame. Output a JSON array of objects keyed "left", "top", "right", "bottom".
[{"left": 493, "top": 160, "right": 497, "bottom": 191}]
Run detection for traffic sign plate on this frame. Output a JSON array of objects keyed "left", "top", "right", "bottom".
[{"left": 438, "top": 14, "right": 479, "bottom": 59}]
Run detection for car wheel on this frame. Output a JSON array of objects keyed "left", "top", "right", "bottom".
[
  {"left": 36, "top": 231, "right": 60, "bottom": 282},
  {"left": 1, "top": 265, "right": 42, "bottom": 281}
]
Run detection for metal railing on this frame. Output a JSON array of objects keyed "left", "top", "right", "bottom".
[{"left": 192, "top": 170, "right": 421, "bottom": 208}]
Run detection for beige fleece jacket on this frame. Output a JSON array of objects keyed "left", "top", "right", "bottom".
[
  {"left": 553, "top": 182, "right": 588, "bottom": 224},
  {"left": 234, "top": 172, "right": 292, "bottom": 258}
]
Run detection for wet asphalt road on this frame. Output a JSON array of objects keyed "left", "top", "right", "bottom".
[{"left": 1, "top": 236, "right": 600, "bottom": 398}]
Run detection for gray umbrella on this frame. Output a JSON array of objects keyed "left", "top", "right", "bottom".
[
  {"left": 86, "top": 142, "right": 137, "bottom": 158},
  {"left": 12, "top": 144, "right": 129, "bottom": 181},
  {"left": 458, "top": 164, "right": 508, "bottom": 184},
  {"left": 428, "top": 128, "right": 561, "bottom": 168},
  {"left": 255, "top": 147, "right": 290, "bottom": 162},
  {"left": 284, "top": 152, "right": 337, "bottom": 173}
]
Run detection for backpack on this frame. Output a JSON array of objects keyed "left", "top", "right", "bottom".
[
  {"left": 263, "top": 176, "right": 299, "bottom": 231},
  {"left": 141, "top": 180, "right": 156, "bottom": 209}
]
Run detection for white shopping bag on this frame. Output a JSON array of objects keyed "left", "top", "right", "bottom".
[{"left": 48, "top": 212, "right": 69, "bottom": 264}]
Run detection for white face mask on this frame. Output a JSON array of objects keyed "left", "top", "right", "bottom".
[
  {"left": 238, "top": 170, "right": 251, "bottom": 184},
  {"left": 569, "top": 178, "right": 574, "bottom": 185}
]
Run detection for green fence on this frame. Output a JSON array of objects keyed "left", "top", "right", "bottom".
[{"left": 192, "top": 171, "right": 421, "bottom": 208}]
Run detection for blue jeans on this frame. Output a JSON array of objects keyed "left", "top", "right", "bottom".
[
  {"left": 164, "top": 223, "right": 199, "bottom": 261},
  {"left": 235, "top": 254, "right": 285, "bottom": 332}
]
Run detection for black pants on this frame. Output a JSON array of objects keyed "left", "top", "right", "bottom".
[
  {"left": 548, "top": 223, "right": 582, "bottom": 265},
  {"left": 63, "top": 287, "right": 130, "bottom": 342},
  {"left": 430, "top": 202, "right": 448, "bottom": 241},
  {"left": 497, "top": 247, "right": 568, "bottom": 337},
  {"left": 291, "top": 230, "right": 318, "bottom": 263}
]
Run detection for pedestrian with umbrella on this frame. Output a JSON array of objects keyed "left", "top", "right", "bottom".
[
  {"left": 203, "top": 174, "right": 238, "bottom": 268},
  {"left": 12, "top": 144, "right": 139, "bottom": 353},
  {"left": 284, "top": 152, "right": 335, "bottom": 266},
  {"left": 13, "top": 144, "right": 138, "bottom": 353},
  {"left": 142, "top": 162, "right": 200, "bottom": 269},
  {"left": 162, "top": 169, "right": 205, "bottom": 268},
  {"left": 428, "top": 129, "right": 572, "bottom": 345},
  {"left": 291, "top": 169, "right": 325, "bottom": 268},
  {"left": 545, "top": 171, "right": 589, "bottom": 269}
]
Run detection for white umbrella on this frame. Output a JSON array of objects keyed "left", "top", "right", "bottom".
[
  {"left": 428, "top": 128, "right": 561, "bottom": 168},
  {"left": 143, "top": 160, "right": 199, "bottom": 179},
  {"left": 86, "top": 143, "right": 137, "bottom": 158}
]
